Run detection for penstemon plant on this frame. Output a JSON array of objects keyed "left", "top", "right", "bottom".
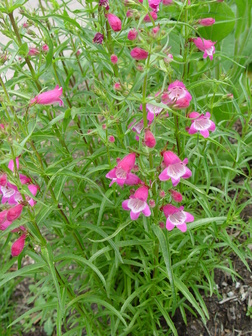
[{"left": 0, "top": 0, "right": 251, "bottom": 335}]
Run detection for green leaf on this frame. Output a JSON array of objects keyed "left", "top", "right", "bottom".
[
  {"left": 198, "top": 2, "right": 235, "bottom": 42},
  {"left": 174, "top": 276, "right": 207, "bottom": 324},
  {"left": 152, "top": 224, "right": 177, "bottom": 310}
]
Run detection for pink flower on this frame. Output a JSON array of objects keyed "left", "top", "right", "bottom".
[
  {"left": 143, "top": 12, "right": 157, "bottom": 22},
  {"left": 0, "top": 174, "right": 7, "bottom": 186},
  {"left": 164, "top": 53, "right": 173, "bottom": 63},
  {"left": 193, "top": 38, "right": 216, "bottom": 61},
  {"left": 130, "top": 47, "right": 148, "bottom": 60},
  {"left": 170, "top": 190, "right": 183, "bottom": 202},
  {"left": 163, "top": 204, "right": 194, "bottom": 232},
  {"left": 129, "top": 119, "right": 144, "bottom": 140},
  {"left": 161, "top": 80, "right": 192, "bottom": 109},
  {"left": 122, "top": 186, "right": 151, "bottom": 220},
  {"left": 144, "top": 130, "right": 156, "bottom": 148},
  {"left": 114, "top": 82, "right": 122, "bottom": 91},
  {"left": 30, "top": 85, "right": 64, "bottom": 107},
  {"left": 108, "top": 135, "right": 115, "bottom": 143},
  {"left": 28, "top": 48, "right": 40, "bottom": 56},
  {"left": 149, "top": 0, "right": 162, "bottom": 12},
  {"left": 7, "top": 204, "right": 23, "bottom": 222},
  {"left": 163, "top": 0, "right": 173, "bottom": 4},
  {"left": 152, "top": 26, "right": 160, "bottom": 36},
  {"left": 146, "top": 102, "right": 163, "bottom": 121},
  {"left": 106, "top": 153, "right": 141, "bottom": 186},
  {"left": 149, "top": 199, "right": 155, "bottom": 208},
  {"left": 128, "top": 28, "right": 138, "bottom": 40},
  {"left": 106, "top": 13, "right": 122, "bottom": 32},
  {"left": 126, "top": 10, "right": 133, "bottom": 18},
  {"left": 42, "top": 44, "right": 49, "bottom": 52},
  {"left": 99, "top": 0, "right": 109, "bottom": 10},
  {"left": 198, "top": 18, "right": 215, "bottom": 26},
  {"left": 23, "top": 22, "right": 29, "bottom": 28},
  {"left": 93, "top": 32, "right": 104, "bottom": 44},
  {"left": 11, "top": 234, "right": 26, "bottom": 257},
  {"left": 187, "top": 112, "right": 216, "bottom": 138},
  {"left": 159, "top": 151, "right": 192, "bottom": 186},
  {"left": 111, "top": 54, "right": 118, "bottom": 64},
  {"left": 8, "top": 157, "right": 19, "bottom": 172}
]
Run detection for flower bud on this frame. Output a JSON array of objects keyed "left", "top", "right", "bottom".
[
  {"left": 198, "top": 18, "right": 215, "bottom": 26},
  {"left": 11, "top": 234, "right": 26, "bottom": 257},
  {"left": 149, "top": 199, "right": 155, "bottom": 208},
  {"left": 127, "top": 28, "right": 138, "bottom": 40},
  {"left": 164, "top": 53, "right": 173, "bottom": 63},
  {"left": 144, "top": 130, "right": 156, "bottom": 148},
  {"left": 106, "top": 13, "right": 122, "bottom": 32},
  {"left": 159, "top": 190, "right": 165, "bottom": 198},
  {"left": 114, "top": 82, "right": 122, "bottom": 90},
  {"left": 93, "top": 32, "right": 104, "bottom": 44},
  {"left": 163, "top": 0, "right": 173, "bottom": 4},
  {"left": 28, "top": 47, "right": 40, "bottom": 56},
  {"left": 111, "top": 54, "right": 118, "bottom": 64},
  {"left": 0, "top": 174, "right": 7, "bottom": 186},
  {"left": 159, "top": 221, "right": 165, "bottom": 229},
  {"left": 170, "top": 190, "right": 183, "bottom": 202},
  {"left": 130, "top": 47, "right": 148, "bottom": 60},
  {"left": 143, "top": 12, "right": 157, "bottom": 22},
  {"left": 42, "top": 44, "right": 49, "bottom": 52},
  {"left": 7, "top": 204, "right": 23, "bottom": 222},
  {"left": 108, "top": 135, "right": 115, "bottom": 143}
]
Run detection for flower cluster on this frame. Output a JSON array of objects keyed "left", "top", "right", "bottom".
[
  {"left": 106, "top": 73, "right": 216, "bottom": 232},
  {"left": 0, "top": 158, "right": 39, "bottom": 256}
]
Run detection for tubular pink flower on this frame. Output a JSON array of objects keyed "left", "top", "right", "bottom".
[
  {"left": 42, "top": 44, "right": 49, "bottom": 52},
  {"left": 122, "top": 186, "right": 151, "bottom": 220},
  {"left": 106, "top": 153, "right": 140, "bottom": 186},
  {"left": 161, "top": 80, "right": 192, "bottom": 109},
  {"left": 30, "top": 85, "right": 64, "bottom": 107},
  {"left": 11, "top": 234, "right": 26, "bottom": 257},
  {"left": 143, "top": 11, "right": 157, "bottom": 22},
  {"left": 28, "top": 48, "right": 40, "bottom": 56},
  {"left": 149, "top": 0, "right": 162, "bottom": 12},
  {"left": 99, "top": 0, "right": 109, "bottom": 10},
  {"left": 8, "top": 158, "right": 19, "bottom": 172},
  {"left": 7, "top": 204, "right": 23, "bottom": 222},
  {"left": 198, "top": 18, "right": 215, "bottom": 26},
  {"left": 111, "top": 54, "right": 118, "bottom": 64},
  {"left": 106, "top": 13, "right": 122, "bottom": 32},
  {"left": 130, "top": 47, "right": 148, "bottom": 60},
  {"left": 163, "top": 204, "right": 194, "bottom": 232},
  {"left": 192, "top": 38, "right": 216, "bottom": 61},
  {"left": 93, "top": 32, "right": 104, "bottom": 44},
  {"left": 170, "top": 190, "right": 183, "bottom": 202},
  {"left": 159, "top": 151, "right": 192, "bottom": 186},
  {"left": 144, "top": 130, "right": 156, "bottom": 148},
  {"left": 187, "top": 112, "right": 216, "bottom": 138},
  {"left": 0, "top": 174, "right": 7, "bottom": 187},
  {"left": 127, "top": 28, "right": 138, "bottom": 40}
]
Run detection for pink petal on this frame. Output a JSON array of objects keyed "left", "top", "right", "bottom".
[
  {"left": 122, "top": 200, "right": 130, "bottom": 211},
  {"left": 118, "top": 153, "right": 136, "bottom": 172},
  {"left": 189, "top": 112, "right": 200, "bottom": 119},
  {"left": 163, "top": 204, "right": 178, "bottom": 217},
  {"left": 200, "top": 129, "right": 209, "bottom": 138},
  {"left": 125, "top": 173, "right": 142, "bottom": 186},
  {"left": 8, "top": 158, "right": 19, "bottom": 172},
  {"left": 0, "top": 220, "right": 12, "bottom": 231},
  {"left": 134, "top": 186, "right": 148, "bottom": 201},
  {"left": 182, "top": 167, "right": 192, "bottom": 179},
  {"left": 177, "top": 223, "right": 187, "bottom": 232},
  {"left": 142, "top": 204, "right": 151, "bottom": 217},
  {"left": 166, "top": 218, "right": 175, "bottom": 231},
  {"left": 171, "top": 177, "right": 180, "bottom": 186},
  {"left": 106, "top": 168, "right": 116, "bottom": 179},
  {"left": 185, "top": 212, "right": 194, "bottom": 222},
  {"left": 130, "top": 211, "right": 140, "bottom": 220},
  {"left": 159, "top": 168, "right": 170, "bottom": 181},
  {"left": 188, "top": 124, "right": 197, "bottom": 135},
  {"left": 163, "top": 151, "right": 181, "bottom": 166},
  {"left": 209, "top": 121, "right": 216, "bottom": 131},
  {"left": 11, "top": 234, "right": 26, "bottom": 257},
  {"left": 28, "top": 184, "right": 38, "bottom": 196}
]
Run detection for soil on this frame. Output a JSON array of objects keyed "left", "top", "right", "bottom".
[{"left": 174, "top": 256, "right": 252, "bottom": 336}]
